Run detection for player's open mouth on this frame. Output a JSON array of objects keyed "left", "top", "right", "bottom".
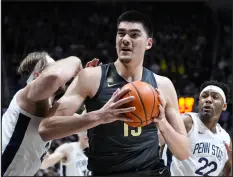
[
  {"left": 121, "top": 47, "right": 132, "bottom": 52},
  {"left": 121, "top": 50, "right": 132, "bottom": 55},
  {"left": 203, "top": 105, "right": 213, "bottom": 112}
]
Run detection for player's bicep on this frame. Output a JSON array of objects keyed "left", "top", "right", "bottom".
[
  {"left": 165, "top": 106, "right": 187, "bottom": 135},
  {"left": 165, "top": 78, "right": 179, "bottom": 110}
]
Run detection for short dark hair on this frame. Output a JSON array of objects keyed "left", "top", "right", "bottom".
[
  {"left": 117, "top": 10, "right": 154, "bottom": 38},
  {"left": 200, "top": 80, "right": 231, "bottom": 103}
]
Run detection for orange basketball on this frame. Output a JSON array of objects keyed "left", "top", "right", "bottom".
[{"left": 121, "top": 81, "right": 160, "bottom": 127}]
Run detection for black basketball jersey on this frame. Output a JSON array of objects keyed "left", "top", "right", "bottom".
[{"left": 84, "top": 63, "right": 161, "bottom": 175}]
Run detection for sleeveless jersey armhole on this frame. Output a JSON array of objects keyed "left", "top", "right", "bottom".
[
  {"left": 185, "top": 113, "right": 196, "bottom": 136},
  {"left": 13, "top": 90, "right": 43, "bottom": 119},
  {"left": 151, "top": 72, "right": 158, "bottom": 88}
]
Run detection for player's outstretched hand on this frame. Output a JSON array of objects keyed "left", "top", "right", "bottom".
[
  {"left": 85, "top": 58, "right": 102, "bottom": 68},
  {"left": 152, "top": 88, "right": 167, "bottom": 123},
  {"left": 97, "top": 88, "right": 136, "bottom": 124}
]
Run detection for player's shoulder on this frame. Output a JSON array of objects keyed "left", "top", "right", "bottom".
[
  {"left": 6, "top": 89, "right": 29, "bottom": 113},
  {"left": 181, "top": 112, "right": 195, "bottom": 132},
  {"left": 181, "top": 112, "right": 193, "bottom": 120},
  {"left": 78, "top": 65, "right": 103, "bottom": 84},
  {"left": 153, "top": 73, "right": 171, "bottom": 82},
  {"left": 79, "top": 65, "right": 102, "bottom": 77},
  {"left": 153, "top": 73, "right": 174, "bottom": 88}
]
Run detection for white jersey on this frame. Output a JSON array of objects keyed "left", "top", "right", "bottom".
[
  {"left": 60, "top": 142, "right": 91, "bottom": 176},
  {"left": 169, "top": 112, "right": 231, "bottom": 176},
  {"left": 2, "top": 91, "right": 51, "bottom": 176}
]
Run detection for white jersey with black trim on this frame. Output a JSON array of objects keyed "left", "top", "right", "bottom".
[
  {"left": 60, "top": 142, "right": 91, "bottom": 176},
  {"left": 2, "top": 90, "right": 51, "bottom": 176},
  {"left": 169, "top": 112, "right": 231, "bottom": 176}
]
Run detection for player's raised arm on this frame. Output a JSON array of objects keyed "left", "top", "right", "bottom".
[
  {"left": 24, "top": 55, "right": 83, "bottom": 102},
  {"left": 39, "top": 67, "right": 136, "bottom": 141},
  {"left": 154, "top": 76, "right": 191, "bottom": 160},
  {"left": 40, "top": 143, "right": 72, "bottom": 170}
]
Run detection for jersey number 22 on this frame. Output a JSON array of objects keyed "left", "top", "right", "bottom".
[{"left": 195, "top": 157, "right": 217, "bottom": 176}]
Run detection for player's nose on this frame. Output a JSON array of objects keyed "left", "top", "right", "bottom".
[
  {"left": 122, "top": 34, "right": 131, "bottom": 45},
  {"left": 205, "top": 96, "right": 213, "bottom": 104}
]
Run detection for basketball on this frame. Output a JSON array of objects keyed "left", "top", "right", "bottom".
[{"left": 121, "top": 81, "right": 160, "bottom": 127}]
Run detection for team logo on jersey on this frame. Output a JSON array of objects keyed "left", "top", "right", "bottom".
[{"left": 107, "top": 83, "right": 120, "bottom": 87}]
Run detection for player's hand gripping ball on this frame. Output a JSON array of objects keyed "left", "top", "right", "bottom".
[{"left": 121, "top": 81, "right": 160, "bottom": 127}]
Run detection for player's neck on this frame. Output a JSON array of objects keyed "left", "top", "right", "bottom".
[
  {"left": 114, "top": 60, "right": 143, "bottom": 82},
  {"left": 200, "top": 116, "right": 219, "bottom": 133}
]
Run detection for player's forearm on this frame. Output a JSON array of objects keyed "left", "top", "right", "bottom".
[
  {"left": 40, "top": 153, "right": 63, "bottom": 169},
  {"left": 27, "top": 57, "right": 81, "bottom": 101},
  {"left": 39, "top": 111, "right": 102, "bottom": 141},
  {"left": 156, "top": 119, "right": 191, "bottom": 160}
]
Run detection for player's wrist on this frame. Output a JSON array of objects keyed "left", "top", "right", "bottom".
[{"left": 88, "top": 110, "right": 104, "bottom": 125}]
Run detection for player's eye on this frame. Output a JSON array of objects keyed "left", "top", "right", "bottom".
[
  {"left": 118, "top": 32, "right": 125, "bottom": 37},
  {"left": 213, "top": 95, "right": 219, "bottom": 99},
  {"left": 131, "top": 33, "right": 139, "bottom": 38},
  {"left": 201, "top": 94, "right": 208, "bottom": 98}
]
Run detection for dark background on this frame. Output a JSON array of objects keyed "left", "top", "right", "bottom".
[{"left": 1, "top": 1, "right": 232, "bottom": 176}]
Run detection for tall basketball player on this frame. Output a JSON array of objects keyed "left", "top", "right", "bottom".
[
  {"left": 39, "top": 10, "right": 191, "bottom": 176},
  {"left": 41, "top": 130, "right": 91, "bottom": 176},
  {"left": 163, "top": 80, "right": 232, "bottom": 176},
  {"left": 1, "top": 52, "right": 101, "bottom": 176}
]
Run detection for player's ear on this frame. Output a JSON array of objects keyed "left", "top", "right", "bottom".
[
  {"left": 222, "top": 103, "right": 227, "bottom": 111},
  {"left": 146, "top": 38, "right": 152, "bottom": 50},
  {"left": 33, "top": 72, "right": 40, "bottom": 78}
]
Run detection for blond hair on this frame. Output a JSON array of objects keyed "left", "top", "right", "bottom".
[{"left": 17, "top": 52, "right": 49, "bottom": 77}]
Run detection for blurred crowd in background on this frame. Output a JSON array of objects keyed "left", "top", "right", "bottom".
[{"left": 2, "top": 2, "right": 232, "bottom": 176}]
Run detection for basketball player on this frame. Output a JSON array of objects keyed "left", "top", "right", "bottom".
[
  {"left": 41, "top": 130, "right": 91, "bottom": 176},
  {"left": 163, "top": 80, "right": 232, "bottom": 176},
  {"left": 39, "top": 10, "right": 191, "bottom": 176},
  {"left": 1, "top": 52, "right": 101, "bottom": 176}
]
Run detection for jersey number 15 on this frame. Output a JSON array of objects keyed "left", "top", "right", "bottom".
[{"left": 124, "top": 123, "right": 142, "bottom": 137}]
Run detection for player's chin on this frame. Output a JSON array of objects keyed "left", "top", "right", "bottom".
[
  {"left": 119, "top": 56, "right": 133, "bottom": 64},
  {"left": 200, "top": 110, "right": 213, "bottom": 119}
]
